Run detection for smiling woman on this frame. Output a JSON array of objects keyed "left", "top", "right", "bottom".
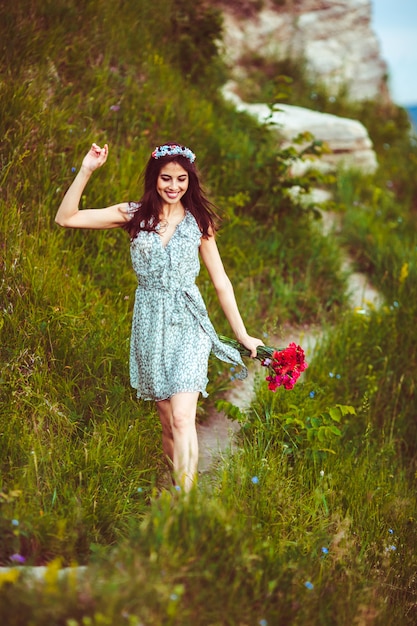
[
  {"left": 155, "top": 162, "right": 189, "bottom": 244},
  {"left": 55, "top": 141, "right": 263, "bottom": 492}
]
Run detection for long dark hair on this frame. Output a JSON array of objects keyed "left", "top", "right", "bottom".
[{"left": 123, "top": 143, "right": 219, "bottom": 239}]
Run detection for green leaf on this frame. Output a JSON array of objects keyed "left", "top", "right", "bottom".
[
  {"left": 329, "top": 407, "right": 342, "bottom": 422},
  {"left": 336, "top": 404, "right": 356, "bottom": 416},
  {"left": 215, "top": 400, "right": 245, "bottom": 423},
  {"left": 329, "top": 425, "right": 342, "bottom": 436}
]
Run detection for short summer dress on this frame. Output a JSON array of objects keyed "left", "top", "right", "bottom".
[{"left": 127, "top": 203, "right": 247, "bottom": 401}]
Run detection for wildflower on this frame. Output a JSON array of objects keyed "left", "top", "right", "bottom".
[
  {"left": 10, "top": 553, "right": 26, "bottom": 564},
  {"left": 259, "top": 620, "right": 268, "bottom": 626},
  {"left": 393, "top": 301, "right": 399, "bottom": 308},
  {"left": 385, "top": 545, "right": 396, "bottom": 552},
  {"left": 137, "top": 487, "right": 143, "bottom": 493},
  {"left": 230, "top": 366, "right": 236, "bottom": 373},
  {"left": 251, "top": 476, "right": 259, "bottom": 484},
  {"left": 11, "top": 519, "right": 19, "bottom": 527},
  {"left": 309, "top": 390, "right": 315, "bottom": 398},
  {"left": 336, "top": 374, "right": 341, "bottom": 380},
  {"left": 329, "top": 372, "right": 335, "bottom": 378},
  {"left": 304, "top": 581, "right": 314, "bottom": 590},
  {"left": 71, "top": 167, "right": 76, "bottom": 173},
  {"left": 321, "top": 547, "right": 329, "bottom": 555},
  {"left": 174, "top": 485, "right": 181, "bottom": 492},
  {"left": 110, "top": 104, "right": 121, "bottom": 112},
  {"left": 319, "top": 470, "right": 325, "bottom": 477},
  {"left": 170, "top": 593, "right": 179, "bottom": 601},
  {"left": 388, "top": 528, "right": 394, "bottom": 534}
]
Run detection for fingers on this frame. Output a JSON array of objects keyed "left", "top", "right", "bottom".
[
  {"left": 251, "top": 339, "right": 264, "bottom": 358},
  {"left": 91, "top": 143, "right": 109, "bottom": 159}
]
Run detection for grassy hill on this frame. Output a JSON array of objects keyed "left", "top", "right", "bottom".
[{"left": 1, "top": 1, "right": 417, "bottom": 623}]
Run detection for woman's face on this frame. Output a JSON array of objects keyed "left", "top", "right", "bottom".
[{"left": 156, "top": 161, "right": 189, "bottom": 208}]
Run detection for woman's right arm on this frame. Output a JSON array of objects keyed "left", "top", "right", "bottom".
[{"left": 55, "top": 143, "right": 131, "bottom": 230}]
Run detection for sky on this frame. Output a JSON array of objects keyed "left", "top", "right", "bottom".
[{"left": 372, "top": 0, "right": 417, "bottom": 106}]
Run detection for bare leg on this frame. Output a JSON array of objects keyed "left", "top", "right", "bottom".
[
  {"left": 156, "top": 392, "right": 199, "bottom": 492},
  {"left": 156, "top": 399, "right": 174, "bottom": 467}
]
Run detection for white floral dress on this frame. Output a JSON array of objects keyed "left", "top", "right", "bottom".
[{"left": 128, "top": 204, "right": 247, "bottom": 401}]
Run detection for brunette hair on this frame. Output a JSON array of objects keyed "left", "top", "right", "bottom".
[{"left": 123, "top": 143, "right": 219, "bottom": 239}]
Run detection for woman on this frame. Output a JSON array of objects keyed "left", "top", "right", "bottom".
[{"left": 56, "top": 142, "right": 263, "bottom": 491}]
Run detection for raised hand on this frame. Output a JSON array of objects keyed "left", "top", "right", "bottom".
[{"left": 81, "top": 143, "right": 109, "bottom": 172}]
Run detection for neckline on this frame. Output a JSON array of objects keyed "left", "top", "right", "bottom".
[{"left": 157, "top": 210, "right": 188, "bottom": 249}]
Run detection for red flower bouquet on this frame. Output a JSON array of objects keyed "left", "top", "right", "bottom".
[{"left": 219, "top": 336, "right": 308, "bottom": 391}]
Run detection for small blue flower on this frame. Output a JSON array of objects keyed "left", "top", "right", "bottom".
[
  {"left": 393, "top": 301, "right": 399, "bottom": 308},
  {"left": 329, "top": 372, "right": 335, "bottom": 378},
  {"left": 174, "top": 485, "right": 181, "bottom": 492},
  {"left": 321, "top": 547, "right": 329, "bottom": 555},
  {"left": 309, "top": 391, "right": 315, "bottom": 398},
  {"left": 336, "top": 374, "right": 341, "bottom": 380},
  {"left": 10, "top": 553, "right": 26, "bottom": 564},
  {"left": 230, "top": 375, "right": 235, "bottom": 381},
  {"left": 304, "top": 581, "right": 314, "bottom": 590},
  {"left": 137, "top": 487, "right": 143, "bottom": 493},
  {"left": 170, "top": 593, "right": 179, "bottom": 601},
  {"left": 259, "top": 620, "right": 268, "bottom": 626},
  {"left": 385, "top": 545, "right": 397, "bottom": 552},
  {"left": 11, "top": 519, "right": 19, "bottom": 527},
  {"left": 71, "top": 167, "right": 76, "bottom": 173},
  {"left": 388, "top": 528, "right": 394, "bottom": 534},
  {"left": 230, "top": 366, "right": 236, "bottom": 373},
  {"left": 251, "top": 476, "right": 259, "bottom": 484}
]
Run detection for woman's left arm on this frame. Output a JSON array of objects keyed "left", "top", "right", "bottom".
[{"left": 200, "top": 233, "right": 263, "bottom": 357}]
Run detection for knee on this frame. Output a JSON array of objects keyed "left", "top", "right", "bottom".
[{"left": 171, "top": 409, "right": 194, "bottom": 434}]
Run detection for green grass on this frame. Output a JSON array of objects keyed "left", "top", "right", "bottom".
[{"left": 1, "top": 0, "right": 417, "bottom": 623}]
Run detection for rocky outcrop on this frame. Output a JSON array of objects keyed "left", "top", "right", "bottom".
[
  {"left": 223, "top": 84, "right": 378, "bottom": 173},
  {"left": 218, "top": 0, "right": 389, "bottom": 102}
]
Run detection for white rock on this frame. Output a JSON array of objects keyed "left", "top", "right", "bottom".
[
  {"left": 222, "top": 85, "right": 378, "bottom": 173},
  {"left": 221, "top": 0, "right": 389, "bottom": 103}
]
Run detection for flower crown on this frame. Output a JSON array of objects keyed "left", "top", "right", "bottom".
[{"left": 151, "top": 144, "right": 196, "bottom": 163}]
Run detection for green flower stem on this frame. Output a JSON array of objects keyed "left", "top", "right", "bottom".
[{"left": 218, "top": 335, "right": 280, "bottom": 364}]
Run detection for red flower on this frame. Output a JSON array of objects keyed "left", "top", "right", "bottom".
[
  {"left": 263, "top": 343, "right": 307, "bottom": 391},
  {"left": 219, "top": 336, "right": 308, "bottom": 391}
]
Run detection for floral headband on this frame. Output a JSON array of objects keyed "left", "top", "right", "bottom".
[{"left": 151, "top": 144, "right": 196, "bottom": 163}]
